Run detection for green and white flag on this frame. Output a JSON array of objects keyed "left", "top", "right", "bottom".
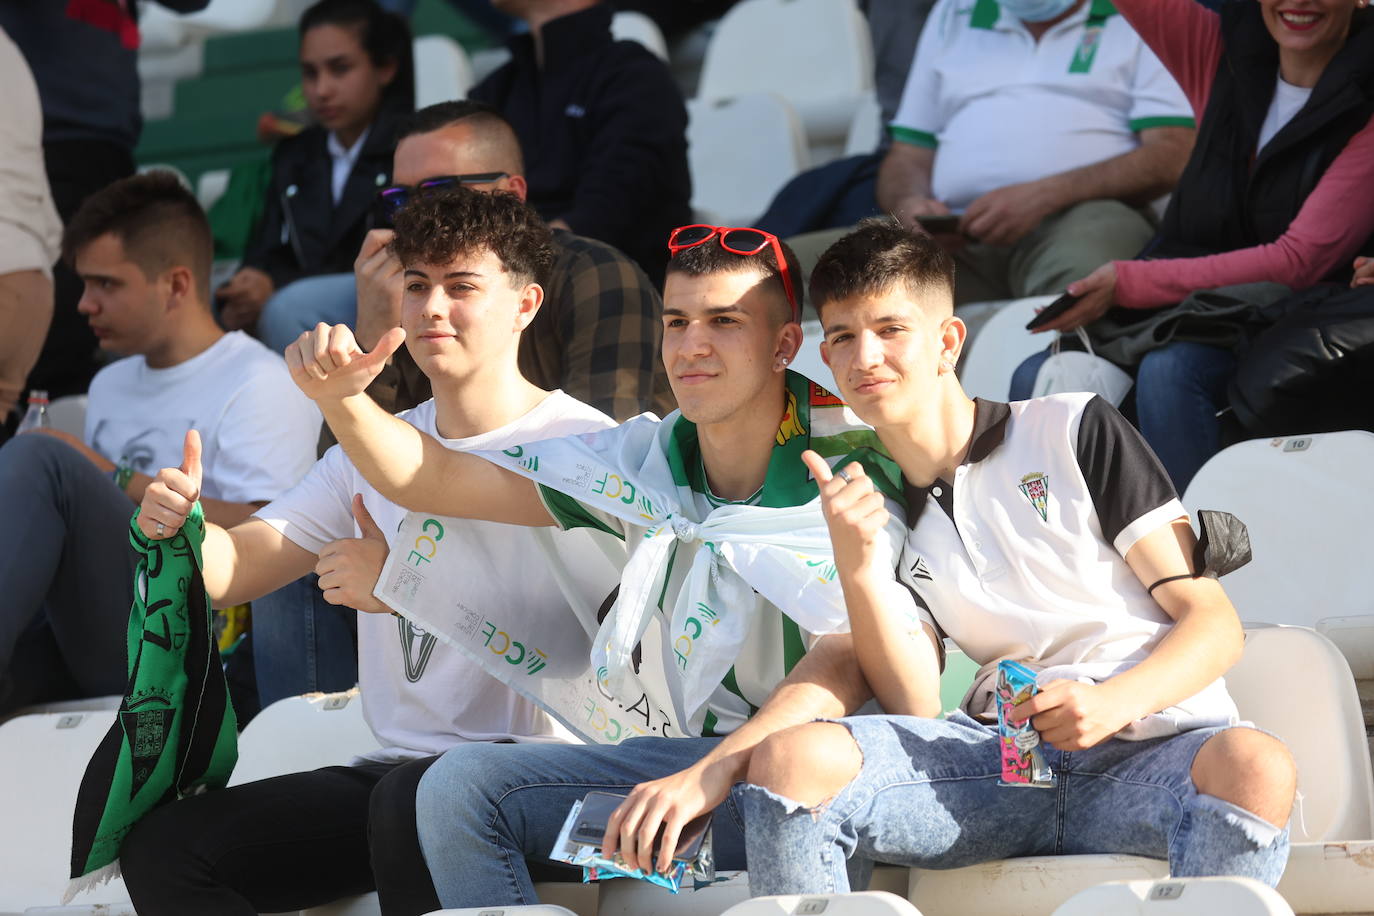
[
  {"left": 66, "top": 504, "right": 237, "bottom": 898},
  {"left": 376, "top": 372, "right": 903, "bottom": 740}
]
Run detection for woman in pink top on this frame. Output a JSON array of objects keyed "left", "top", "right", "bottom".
[{"left": 1011, "top": 0, "right": 1374, "bottom": 489}]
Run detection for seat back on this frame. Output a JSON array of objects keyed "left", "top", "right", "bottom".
[
  {"left": 686, "top": 93, "right": 807, "bottom": 226},
  {"left": 1228, "top": 626, "right": 1374, "bottom": 842},
  {"left": 1183, "top": 433, "right": 1374, "bottom": 678},
  {"left": 610, "top": 11, "right": 669, "bottom": 61},
  {"left": 230, "top": 689, "right": 380, "bottom": 787},
  {"left": 721, "top": 891, "right": 925, "bottom": 915},
  {"left": 698, "top": 0, "right": 872, "bottom": 142},
  {"left": 956, "top": 295, "right": 1055, "bottom": 402},
  {"left": 414, "top": 35, "right": 474, "bottom": 110},
  {"left": 1052, "top": 877, "right": 1295, "bottom": 916},
  {"left": 0, "top": 711, "right": 132, "bottom": 913}
]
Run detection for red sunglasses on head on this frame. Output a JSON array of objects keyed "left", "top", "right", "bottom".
[{"left": 667, "top": 224, "right": 800, "bottom": 322}]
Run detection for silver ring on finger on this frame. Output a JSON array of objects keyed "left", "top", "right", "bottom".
[
  {"left": 835, "top": 469, "right": 853, "bottom": 485},
  {"left": 155, "top": 521, "right": 166, "bottom": 538}
]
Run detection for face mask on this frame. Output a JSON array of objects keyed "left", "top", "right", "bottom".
[{"left": 999, "top": 0, "right": 1078, "bottom": 24}]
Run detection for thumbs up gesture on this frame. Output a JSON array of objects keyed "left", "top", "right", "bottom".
[
  {"left": 138, "top": 429, "right": 204, "bottom": 540},
  {"left": 316, "top": 494, "right": 394, "bottom": 614},
  {"left": 285, "top": 323, "right": 405, "bottom": 403},
  {"left": 801, "top": 449, "right": 891, "bottom": 583}
]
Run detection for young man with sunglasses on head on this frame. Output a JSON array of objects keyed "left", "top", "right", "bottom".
[
  {"left": 122, "top": 188, "right": 619, "bottom": 915},
  {"left": 734, "top": 220, "right": 1295, "bottom": 896},
  {"left": 283, "top": 223, "right": 933, "bottom": 908}
]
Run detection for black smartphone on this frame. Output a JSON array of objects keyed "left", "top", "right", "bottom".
[
  {"left": 568, "top": 790, "right": 712, "bottom": 861},
  {"left": 1025, "top": 291, "right": 1083, "bottom": 331},
  {"left": 920, "top": 214, "right": 963, "bottom": 235}
]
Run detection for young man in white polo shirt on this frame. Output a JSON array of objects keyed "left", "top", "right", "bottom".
[
  {"left": 736, "top": 220, "right": 1296, "bottom": 893},
  {"left": 123, "top": 188, "right": 616, "bottom": 914},
  {"left": 877, "top": 0, "right": 1195, "bottom": 305}
]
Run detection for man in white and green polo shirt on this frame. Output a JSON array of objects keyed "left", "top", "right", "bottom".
[
  {"left": 284, "top": 225, "right": 936, "bottom": 908},
  {"left": 877, "top": 0, "right": 1196, "bottom": 305}
]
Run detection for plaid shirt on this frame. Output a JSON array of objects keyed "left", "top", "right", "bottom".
[{"left": 359, "top": 230, "right": 675, "bottom": 428}]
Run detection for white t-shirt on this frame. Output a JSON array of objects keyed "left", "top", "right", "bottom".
[
  {"left": 890, "top": 0, "right": 1194, "bottom": 210},
  {"left": 84, "top": 331, "right": 320, "bottom": 503},
  {"left": 1258, "top": 76, "right": 1312, "bottom": 152},
  {"left": 255, "top": 391, "right": 617, "bottom": 762}
]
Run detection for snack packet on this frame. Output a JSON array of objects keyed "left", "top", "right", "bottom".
[
  {"left": 550, "top": 792, "right": 715, "bottom": 893},
  {"left": 996, "top": 659, "right": 1056, "bottom": 788}
]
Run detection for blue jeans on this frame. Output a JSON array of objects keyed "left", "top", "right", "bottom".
[
  {"left": 256, "top": 273, "right": 358, "bottom": 356},
  {"left": 1134, "top": 342, "right": 1236, "bottom": 492},
  {"left": 1007, "top": 342, "right": 1236, "bottom": 492},
  {"left": 739, "top": 713, "right": 1289, "bottom": 896},
  {"left": 250, "top": 573, "right": 358, "bottom": 709},
  {"left": 415, "top": 736, "right": 748, "bottom": 907}
]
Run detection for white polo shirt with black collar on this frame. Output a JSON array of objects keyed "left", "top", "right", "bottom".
[{"left": 900, "top": 393, "right": 1238, "bottom": 738}]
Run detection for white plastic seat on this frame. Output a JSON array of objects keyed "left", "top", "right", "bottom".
[
  {"left": 231, "top": 689, "right": 378, "bottom": 787},
  {"left": 686, "top": 93, "right": 807, "bottom": 226},
  {"left": 414, "top": 35, "right": 475, "bottom": 110},
  {"left": 909, "top": 626, "right": 1374, "bottom": 916},
  {"left": 955, "top": 295, "right": 1055, "bottom": 402},
  {"left": 722, "top": 891, "right": 924, "bottom": 915},
  {"left": 790, "top": 319, "right": 834, "bottom": 391},
  {"left": 140, "top": 0, "right": 302, "bottom": 39},
  {"left": 610, "top": 11, "right": 669, "bottom": 62},
  {"left": 1052, "top": 876, "right": 1294, "bottom": 915},
  {"left": 422, "top": 908, "right": 577, "bottom": 915},
  {"left": 697, "top": 0, "right": 873, "bottom": 150},
  {"left": 0, "top": 710, "right": 132, "bottom": 914},
  {"left": 197, "top": 169, "right": 233, "bottom": 213},
  {"left": 1183, "top": 432, "right": 1374, "bottom": 679}
]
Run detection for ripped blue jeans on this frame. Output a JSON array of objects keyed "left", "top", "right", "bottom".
[{"left": 737, "top": 713, "right": 1290, "bottom": 896}]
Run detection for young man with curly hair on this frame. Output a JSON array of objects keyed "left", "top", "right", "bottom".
[{"left": 122, "top": 187, "right": 616, "bottom": 914}]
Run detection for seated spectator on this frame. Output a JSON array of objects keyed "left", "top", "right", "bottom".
[
  {"left": 287, "top": 225, "right": 925, "bottom": 909},
  {"left": 1012, "top": 0, "right": 1374, "bottom": 490},
  {"left": 357, "top": 99, "right": 675, "bottom": 421},
  {"left": 0, "top": 29, "right": 62, "bottom": 430},
  {"left": 876, "top": 0, "right": 1195, "bottom": 309},
  {"left": 121, "top": 188, "right": 614, "bottom": 915},
  {"left": 739, "top": 220, "right": 1295, "bottom": 895},
  {"left": 469, "top": 0, "right": 692, "bottom": 285},
  {"left": 218, "top": 0, "right": 413, "bottom": 353},
  {"left": 0, "top": 172, "right": 319, "bottom": 716},
  {"left": 0, "top": 0, "right": 209, "bottom": 403},
  {"left": 256, "top": 99, "right": 676, "bottom": 709}
]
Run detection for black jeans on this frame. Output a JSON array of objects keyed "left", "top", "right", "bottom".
[{"left": 121, "top": 756, "right": 441, "bottom": 916}]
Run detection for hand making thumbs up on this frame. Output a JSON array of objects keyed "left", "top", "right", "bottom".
[
  {"left": 315, "top": 493, "right": 394, "bottom": 614},
  {"left": 285, "top": 323, "right": 405, "bottom": 403},
  {"left": 138, "top": 429, "right": 203, "bottom": 540}
]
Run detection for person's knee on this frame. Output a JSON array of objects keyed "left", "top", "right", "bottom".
[
  {"left": 0, "top": 429, "right": 71, "bottom": 471},
  {"left": 746, "top": 722, "right": 862, "bottom": 808},
  {"left": 1192, "top": 728, "right": 1297, "bottom": 828},
  {"left": 370, "top": 760, "right": 424, "bottom": 837}
]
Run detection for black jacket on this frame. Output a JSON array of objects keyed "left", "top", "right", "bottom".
[
  {"left": 1151, "top": 2, "right": 1374, "bottom": 277},
  {"left": 470, "top": 4, "right": 691, "bottom": 285},
  {"left": 241, "top": 107, "right": 407, "bottom": 290}
]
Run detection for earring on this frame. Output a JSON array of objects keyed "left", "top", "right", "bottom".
[{"left": 939, "top": 359, "right": 954, "bottom": 374}]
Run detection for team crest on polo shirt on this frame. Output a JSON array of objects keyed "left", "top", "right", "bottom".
[{"left": 1018, "top": 472, "right": 1050, "bottom": 521}]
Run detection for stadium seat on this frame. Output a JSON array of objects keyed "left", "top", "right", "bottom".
[
  {"left": 909, "top": 625, "right": 1374, "bottom": 916},
  {"left": 230, "top": 689, "right": 379, "bottom": 787},
  {"left": 843, "top": 92, "right": 883, "bottom": 156},
  {"left": 697, "top": 0, "right": 873, "bottom": 153},
  {"left": 414, "top": 35, "right": 475, "bottom": 110},
  {"left": 141, "top": 0, "right": 305, "bottom": 41},
  {"left": 790, "top": 320, "right": 833, "bottom": 390},
  {"left": 686, "top": 93, "right": 807, "bottom": 226},
  {"left": 955, "top": 295, "right": 1055, "bottom": 402},
  {"left": 421, "top": 908, "right": 577, "bottom": 915},
  {"left": 46, "top": 396, "right": 88, "bottom": 441},
  {"left": 610, "top": 11, "right": 669, "bottom": 62},
  {"left": 721, "top": 891, "right": 925, "bottom": 915},
  {"left": 1183, "top": 432, "right": 1374, "bottom": 670},
  {"left": 1052, "top": 877, "right": 1294, "bottom": 916},
  {"left": 0, "top": 710, "right": 130, "bottom": 914},
  {"left": 599, "top": 866, "right": 911, "bottom": 915}
]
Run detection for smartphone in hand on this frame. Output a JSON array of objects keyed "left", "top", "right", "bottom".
[
  {"left": 1025, "top": 291, "right": 1083, "bottom": 331},
  {"left": 569, "top": 790, "right": 712, "bottom": 863},
  {"left": 919, "top": 213, "right": 963, "bottom": 235}
]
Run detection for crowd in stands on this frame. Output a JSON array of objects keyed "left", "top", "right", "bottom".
[{"left": 0, "top": 0, "right": 1370, "bottom": 912}]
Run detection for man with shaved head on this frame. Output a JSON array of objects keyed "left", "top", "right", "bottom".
[{"left": 355, "top": 99, "right": 673, "bottom": 422}]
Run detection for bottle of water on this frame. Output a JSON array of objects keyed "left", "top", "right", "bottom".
[{"left": 16, "top": 389, "right": 49, "bottom": 433}]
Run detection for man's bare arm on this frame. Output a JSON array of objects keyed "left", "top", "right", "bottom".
[
  {"left": 287, "top": 324, "right": 552, "bottom": 525},
  {"left": 603, "top": 633, "right": 873, "bottom": 874},
  {"left": 876, "top": 143, "right": 951, "bottom": 229}
]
